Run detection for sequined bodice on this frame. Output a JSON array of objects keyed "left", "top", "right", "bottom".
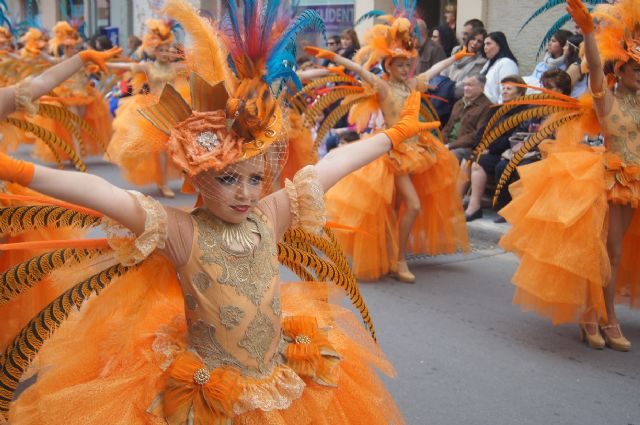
[
  {"left": 602, "top": 90, "right": 640, "bottom": 165},
  {"left": 177, "top": 208, "right": 281, "bottom": 378},
  {"left": 381, "top": 80, "right": 412, "bottom": 126}
]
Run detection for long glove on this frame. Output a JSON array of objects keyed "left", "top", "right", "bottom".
[
  {"left": 383, "top": 91, "right": 440, "bottom": 149},
  {"left": 79, "top": 47, "right": 122, "bottom": 73},
  {"left": 304, "top": 46, "right": 336, "bottom": 61},
  {"left": 566, "top": 0, "right": 594, "bottom": 35},
  {"left": 0, "top": 152, "right": 35, "bottom": 186},
  {"left": 453, "top": 46, "right": 475, "bottom": 61}
]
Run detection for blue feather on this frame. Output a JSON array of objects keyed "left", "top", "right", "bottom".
[
  {"left": 0, "top": 0, "right": 8, "bottom": 11},
  {"left": 261, "top": 0, "right": 281, "bottom": 51},
  {"left": 243, "top": 0, "right": 256, "bottom": 40},
  {"left": 223, "top": 0, "right": 242, "bottom": 47},
  {"left": 406, "top": 0, "right": 416, "bottom": 18},
  {"left": 354, "top": 10, "right": 385, "bottom": 27},
  {"left": 520, "top": 0, "right": 608, "bottom": 33}
]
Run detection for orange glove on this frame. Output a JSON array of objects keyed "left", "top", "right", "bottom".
[
  {"left": 326, "top": 65, "right": 346, "bottom": 76},
  {"left": 566, "top": 0, "right": 594, "bottom": 35},
  {"left": 453, "top": 46, "right": 475, "bottom": 61},
  {"left": 0, "top": 152, "right": 35, "bottom": 186},
  {"left": 304, "top": 46, "right": 336, "bottom": 61},
  {"left": 383, "top": 92, "right": 441, "bottom": 148},
  {"left": 79, "top": 47, "right": 122, "bottom": 73}
]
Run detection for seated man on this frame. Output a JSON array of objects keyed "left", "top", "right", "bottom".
[{"left": 442, "top": 73, "right": 493, "bottom": 162}]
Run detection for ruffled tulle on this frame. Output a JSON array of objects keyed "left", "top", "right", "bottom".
[
  {"left": 106, "top": 84, "right": 187, "bottom": 186},
  {"left": 7, "top": 254, "right": 403, "bottom": 424},
  {"left": 500, "top": 142, "right": 610, "bottom": 324},
  {"left": 325, "top": 134, "right": 469, "bottom": 281},
  {"left": 604, "top": 152, "right": 640, "bottom": 208}
]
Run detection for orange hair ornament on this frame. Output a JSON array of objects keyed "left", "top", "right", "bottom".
[
  {"left": 49, "top": 21, "right": 81, "bottom": 56},
  {"left": 592, "top": 0, "right": 640, "bottom": 69}
]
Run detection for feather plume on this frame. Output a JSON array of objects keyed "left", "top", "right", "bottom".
[
  {"left": 163, "top": 0, "right": 235, "bottom": 90},
  {"left": 314, "top": 94, "right": 371, "bottom": 149},
  {"left": 0, "top": 205, "right": 102, "bottom": 236},
  {"left": 355, "top": 10, "right": 386, "bottom": 26}
]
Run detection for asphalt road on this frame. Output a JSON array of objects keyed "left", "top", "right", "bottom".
[{"left": 16, "top": 154, "right": 640, "bottom": 425}]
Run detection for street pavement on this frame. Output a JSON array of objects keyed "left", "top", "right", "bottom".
[{"left": 16, "top": 154, "right": 640, "bottom": 425}]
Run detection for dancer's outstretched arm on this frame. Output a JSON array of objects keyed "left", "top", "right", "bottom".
[
  {"left": 0, "top": 156, "right": 146, "bottom": 234},
  {"left": 566, "top": 0, "right": 610, "bottom": 113},
  {"left": 0, "top": 47, "right": 122, "bottom": 119},
  {"left": 315, "top": 91, "right": 439, "bottom": 191},
  {"left": 304, "top": 46, "right": 388, "bottom": 98}
]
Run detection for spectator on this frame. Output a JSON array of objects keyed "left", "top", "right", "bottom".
[
  {"left": 89, "top": 34, "right": 113, "bottom": 51},
  {"left": 443, "top": 4, "right": 457, "bottom": 31},
  {"left": 525, "top": 29, "right": 572, "bottom": 87},
  {"left": 431, "top": 25, "right": 457, "bottom": 57},
  {"left": 443, "top": 73, "right": 493, "bottom": 162},
  {"left": 481, "top": 31, "right": 519, "bottom": 103},
  {"left": 338, "top": 28, "right": 360, "bottom": 60},
  {"left": 442, "top": 27, "right": 488, "bottom": 99},
  {"left": 127, "top": 35, "right": 142, "bottom": 59},
  {"left": 416, "top": 18, "right": 447, "bottom": 73},
  {"left": 461, "top": 19, "right": 484, "bottom": 45},
  {"left": 321, "top": 35, "right": 341, "bottom": 66},
  {"left": 491, "top": 71, "right": 571, "bottom": 214},
  {"left": 563, "top": 34, "right": 587, "bottom": 97},
  {"left": 463, "top": 75, "right": 528, "bottom": 221}
]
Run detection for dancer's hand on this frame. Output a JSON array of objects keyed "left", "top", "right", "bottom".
[
  {"left": 566, "top": 0, "right": 594, "bottom": 35},
  {"left": 304, "top": 46, "right": 336, "bottom": 61},
  {"left": 326, "top": 65, "right": 346, "bottom": 76},
  {"left": 0, "top": 152, "right": 35, "bottom": 186},
  {"left": 79, "top": 47, "right": 122, "bottom": 73},
  {"left": 453, "top": 46, "right": 474, "bottom": 61},
  {"left": 383, "top": 92, "right": 440, "bottom": 148}
]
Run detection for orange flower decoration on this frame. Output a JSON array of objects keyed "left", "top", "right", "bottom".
[
  {"left": 161, "top": 351, "right": 242, "bottom": 425},
  {"left": 168, "top": 111, "right": 243, "bottom": 176},
  {"left": 282, "top": 315, "right": 341, "bottom": 387}
]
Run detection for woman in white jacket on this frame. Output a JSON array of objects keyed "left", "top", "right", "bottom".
[{"left": 481, "top": 31, "right": 520, "bottom": 103}]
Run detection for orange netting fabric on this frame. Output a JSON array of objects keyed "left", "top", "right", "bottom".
[
  {"left": 7, "top": 258, "right": 403, "bottom": 424},
  {"left": 499, "top": 142, "right": 610, "bottom": 324}
]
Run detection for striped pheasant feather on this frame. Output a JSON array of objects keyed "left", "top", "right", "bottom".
[{"left": 0, "top": 205, "right": 102, "bottom": 236}]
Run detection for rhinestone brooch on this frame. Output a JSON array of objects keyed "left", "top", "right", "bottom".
[
  {"left": 294, "top": 335, "right": 312, "bottom": 345},
  {"left": 193, "top": 367, "right": 211, "bottom": 385},
  {"left": 196, "top": 131, "right": 220, "bottom": 151}
]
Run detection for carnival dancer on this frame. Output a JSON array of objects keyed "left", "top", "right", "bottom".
[
  {"left": 304, "top": 5, "right": 470, "bottom": 282},
  {"left": 105, "top": 18, "right": 187, "bottom": 198},
  {"left": 29, "top": 21, "right": 115, "bottom": 163},
  {"left": 0, "top": 0, "right": 439, "bottom": 422},
  {"left": 496, "top": 0, "right": 640, "bottom": 351}
]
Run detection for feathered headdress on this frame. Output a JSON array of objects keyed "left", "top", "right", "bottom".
[
  {"left": 353, "top": 0, "right": 420, "bottom": 69},
  {"left": 138, "top": 18, "right": 175, "bottom": 57},
  {"left": 592, "top": 0, "right": 640, "bottom": 69},
  {"left": 49, "top": 21, "right": 80, "bottom": 56},
  {"left": 138, "top": 0, "right": 323, "bottom": 178},
  {"left": 19, "top": 28, "right": 47, "bottom": 57}
]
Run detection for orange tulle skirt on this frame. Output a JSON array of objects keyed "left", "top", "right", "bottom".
[
  {"left": 500, "top": 142, "right": 640, "bottom": 324},
  {"left": 106, "top": 83, "right": 188, "bottom": 186},
  {"left": 6, "top": 255, "right": 404, "bottom": 424},
  {"left": 325, "top": 134, "right": 469, "bottom": 280}
]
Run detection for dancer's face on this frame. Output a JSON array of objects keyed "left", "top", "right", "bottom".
[
  {"left": 617, "top": 60, "right": 640, "bottom": 92},
  {"left": 154, "top": 43, "right": 172, "bottom": 63},
  {"left": 197, "top": 157, "right": 265, "bottom": 224},
  {"left": 387, "top": 58, "right": 412, "bottom": 82}
]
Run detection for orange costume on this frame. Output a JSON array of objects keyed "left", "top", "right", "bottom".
[
  {"left": 307, "top": 8, "right": 469, "bottom": 280},
  {"left": 0, "top": 1, "right": 407, "bottom": 423},
  {"left": 105, "top": 18, "right": 186, "bottom": 188},
  {"left": 497, "top": 0, "right": 640, "bottom": 325},
  {"left": 30, "top": 22, "right": 112, "bottom": 163}
]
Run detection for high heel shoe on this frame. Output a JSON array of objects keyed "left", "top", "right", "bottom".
[
  {"left": 392, "top": 261, "right": 415, "bottom": 283},
  {"left": 579, "top": 322, "right": 605, "bottom": 349},
  {"left": 158, "top": 184, "right": 175, "bottom": 198},
  {"left": 465, "top": 208, "right": 483, "bottom": 222},
  {"left": 600, "top": 323, "right": 631, "bottom": 352}
]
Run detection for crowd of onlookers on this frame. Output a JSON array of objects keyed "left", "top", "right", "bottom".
[{"left": 303, "top": 7, "right": 593, "bottom": 223}]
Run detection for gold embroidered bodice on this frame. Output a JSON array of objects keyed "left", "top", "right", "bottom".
[
  {"left": 176, "top": 208, "right": 281, "bottom": 378},
  {"left": 381, "top": 80, "right": 412, "bottom": 127},
  {"left": 601, "top": 88, "right": 640, "bottom": 166}
]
